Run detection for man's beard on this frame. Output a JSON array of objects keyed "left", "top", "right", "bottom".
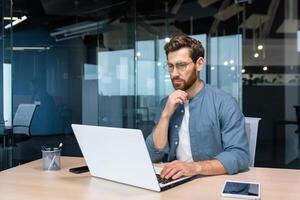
[{"left": 171, "top": 72, "right": 198, "bottom": 91}]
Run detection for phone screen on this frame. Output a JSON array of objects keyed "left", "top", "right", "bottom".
[{"left": 222, "top": 181, "right": 259, "bottom": 197}]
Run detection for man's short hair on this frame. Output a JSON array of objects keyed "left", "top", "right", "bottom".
[{"left": 164, "top": 35, "right": 205, "bottom": 61}]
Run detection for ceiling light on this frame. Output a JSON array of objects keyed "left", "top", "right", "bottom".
[
  {"left": 3, "top": 17, "right": 18, "bottom": 20},
  {"left": 257, "top": 45, "right": 263, "bottom": 50},
  {"left": 224, "top": 61, "right": 229, "bottom": 66},
  {"left": 241, "top": 69, "right": 246, "bottom": 73},
  {"left": 211, "top": 66, "right": 215, "bottom": 70},
  {"left": 229, "top": 59, "right": 234, "bottom": 64},
  {"left": 4, "top": 16, "right": 27, "bottom": 29},
  {"left": 50, "top": 19, "right": 110, "bottom": 42},
  {"left": 165, "top": 37, "right": 171, "bottom": 43},
  {"left": 157, "top": 62, "right": 162, "bottom": 67},
  {"left": 263, "top": 66, "right": 268, "bottom": 71},
  {"left": 12, "top": 46, "right": 51, "bottom": 51},
  {"left": 254, "top": 53, "right": 259, "bottom": 58},
  {"left": 230, "top": 66, "right": 235, "bottom": 71},
  {"left": 136, "top": 52, "right": 142, "bottom": 57}
]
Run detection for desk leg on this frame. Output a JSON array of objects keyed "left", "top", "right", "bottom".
[
  {"left": 0, "top": 146, "right": 14, "bottom": 170},
  {"left": 8, "top": 146, "right": 13, "bottom": 168}
]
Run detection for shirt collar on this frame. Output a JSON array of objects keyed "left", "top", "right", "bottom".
[{"left": 189, "top": 81, "right": 206, "bottom": 102}]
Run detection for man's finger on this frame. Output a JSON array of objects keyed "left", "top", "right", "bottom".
[
  {"left": 179, "top": 94, "right": 187, "bottom": 102},
  {"left": 164, "top": 167, "right": 180, "bottom": 179},
  {"left": 161, "top": 162, "right": 178, "bottom": 178},
  {"left": 160, "top": 165, "right": 173, "bottom": 178},
  {"left": 172, "top": 170, "right": 184, "bottom": 179},
  {"left": 174, "top": 98, "right": 184, "bottom": 105}
]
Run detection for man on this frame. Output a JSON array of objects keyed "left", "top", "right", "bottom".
[{"left": 146, "top": 35, "right": 249, "bottom": 180}]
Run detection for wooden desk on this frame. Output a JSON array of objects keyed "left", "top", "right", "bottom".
[{"left": 0, "top": 157, "right": 300, "bottom": 200}]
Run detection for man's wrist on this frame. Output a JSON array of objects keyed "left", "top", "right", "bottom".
[
  {"left": 193, "top": 162, "right": 202, "bottom": 175},
  {"left": 161, "top": 110, "right": 171, "bottom": 120}
]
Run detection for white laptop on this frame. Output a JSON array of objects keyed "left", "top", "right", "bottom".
[{"left": 71, "top": 124, "right": 193, "bottom": 192}]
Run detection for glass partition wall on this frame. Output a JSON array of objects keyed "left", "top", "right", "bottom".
[
  {"left": 1, "top": 0, "right": 13, "bottom": 169},
  {"left": 0, "top": 0, "right": 299, "bottom": 170}
]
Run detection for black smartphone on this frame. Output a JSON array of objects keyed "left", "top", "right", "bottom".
[{"left": 69, "top": 165, "right": 89, "bottom": 174}]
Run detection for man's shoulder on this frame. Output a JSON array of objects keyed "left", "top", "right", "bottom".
[
  {"left": 203, "top": 85, "right": 242, "bottom": 120},
  {"left": 204, "top": 84, "right": 235, "bottom": 101}
]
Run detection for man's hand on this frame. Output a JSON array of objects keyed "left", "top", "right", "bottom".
[
  {"left": 162, "top": 90, "right": 188, "bottom": 119},
  {"left": 160, "top": 160, "right": 227, "bottom": 179},
  {"left": 160, "top": 160, "right": 200, "bottom": 180}
]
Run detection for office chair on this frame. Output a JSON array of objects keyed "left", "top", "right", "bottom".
[
  {"left": 12, "top": 104, "right": 37, "bottom": 145},
  {"left": 245, "top": 117, "right": 261, "bottom": 167}
]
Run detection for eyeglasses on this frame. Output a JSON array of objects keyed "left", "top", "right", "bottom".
[{"left": 166, "top": 61, "right": 194, "bottom": 72}]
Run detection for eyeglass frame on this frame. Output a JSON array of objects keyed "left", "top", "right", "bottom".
[{"left": 165, "top": 61, "right": 195, "bottom": 72}]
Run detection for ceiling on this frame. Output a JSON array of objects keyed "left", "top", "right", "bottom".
[{"left": 5, "top": 0, "right": 300, "bottom": 40}]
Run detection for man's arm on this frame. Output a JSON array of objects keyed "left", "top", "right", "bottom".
[
  {"left": 146, "top": 90, "right": 188, "bottom": 162},
  {"left": 214, "top": 96, "right": 250, "bottom": 175},
  {"left": 151, "top": 113, "right": 170, "bottom": 150},
  {"left": 152, "top": 90, "right": 188, "bottom": 149}
]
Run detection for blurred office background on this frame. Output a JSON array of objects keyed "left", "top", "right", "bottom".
[{"left": 0, "top": 0, "right": 299, "bottom": 170}]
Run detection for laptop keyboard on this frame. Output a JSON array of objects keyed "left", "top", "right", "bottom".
[{"left": 156, "top": 174, "right": 174, "bottom": 184}]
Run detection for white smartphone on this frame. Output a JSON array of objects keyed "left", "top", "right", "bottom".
[{"left": 220, "top": 180, "right": 260, "bottom": 200}]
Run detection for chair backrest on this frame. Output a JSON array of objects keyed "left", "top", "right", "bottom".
[
  {"left": 245, "top": 117, "right": 261, "bottom": 167},
  {"left": 13, "top": 104, "right": 37, "bottom": 136}
]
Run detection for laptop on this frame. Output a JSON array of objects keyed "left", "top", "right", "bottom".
[{"left": 71, "top": 124, "right": 193, "bottom": 192}]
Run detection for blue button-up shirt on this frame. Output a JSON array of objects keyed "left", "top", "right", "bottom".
[{"left": 146, "top": 83, "right": 250, "bottom": 175}]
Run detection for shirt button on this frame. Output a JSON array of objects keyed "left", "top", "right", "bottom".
[
  {"left": 175, "top": 141, "right": 178, "bottom": 145},
  {"left": 181, "top": 109, "right": 184, "bottom": 113},
  {"left": 174, "top": 125, "right": 178, "bottom": 128}
]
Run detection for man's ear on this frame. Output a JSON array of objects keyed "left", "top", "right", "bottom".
[{"left": 195, "top": 57, "right": 205, "bottom": 71}]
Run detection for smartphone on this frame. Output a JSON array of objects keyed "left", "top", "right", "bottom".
[
  {"left": 69, "top": 165, "right": 89, "bottom": 174},
  {"left": 220, "top": 180, "right": 260, "bottom": 199}
]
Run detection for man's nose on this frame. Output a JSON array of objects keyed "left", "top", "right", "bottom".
[{"left": 170, "top": 66, "right": 180, "bottom": 76}]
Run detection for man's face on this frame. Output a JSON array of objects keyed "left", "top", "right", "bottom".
[{"left": 167, "top": 48, "right": 199, "bottom": 91}]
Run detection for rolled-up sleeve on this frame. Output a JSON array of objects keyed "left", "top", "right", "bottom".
[
  {"left": 214, "top": 96, "right": 250, "bottom": 174},
  {"left": 146, "top": 132, "right": 169, "bottom": 163}
]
